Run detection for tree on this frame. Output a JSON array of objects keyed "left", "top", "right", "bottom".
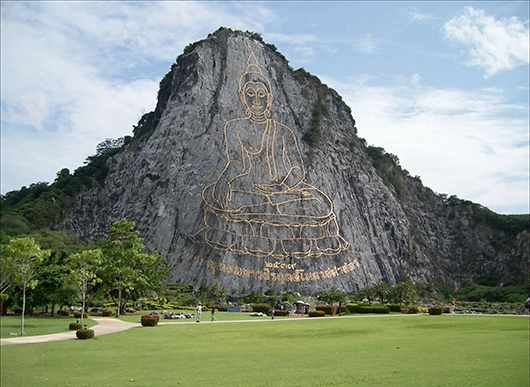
[
  {"left": 319, "top": 287, "right": 347, "bottom": 315},
  {"left": 28, "top": 230, "right": 82, "bottom": 316},
  {"left": 0, "top": 251, "right": 12, "bottom": 314},
  {"left": 392, "top": 281, "right": 417, "bottom": 305},
  {"left": 3, "top": 237, "right": 50, "bottom": 335},
  {"left": 67, "top": 248, "right": 103, "bottom": 326},
  {"left": 372, "top": 282, "right": 390, "bottom": 306},
  {"left": 99, "top": 219, "right": 170, "bottom": 317}
]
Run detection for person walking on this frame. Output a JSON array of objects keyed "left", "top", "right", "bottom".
[
  {"left": 270, "top": 307, "right": 275, "bottom": 320},
  {"left": 211, "top": 306, "right": 216, "bottom": 322},
  {"left": 196, "top": 303, "right": 202, "bottom": 323}
]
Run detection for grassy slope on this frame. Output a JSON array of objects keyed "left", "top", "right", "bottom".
[{"left": 1, "top": 315, "right": 528, "bottom": 386}]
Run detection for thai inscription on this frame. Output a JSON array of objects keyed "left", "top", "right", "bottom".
[
  {"left": 178, "top": 252, "right": 359, "bottom": 283},
  {"left": 191, "top": 52, "right": 350, "bottom": 259}
]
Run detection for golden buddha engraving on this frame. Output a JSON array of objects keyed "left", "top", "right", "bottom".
[{"left": 191, "top": 52, "right": 349, "bottom": 258}]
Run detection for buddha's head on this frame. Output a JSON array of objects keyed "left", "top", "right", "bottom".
[{"left": 239, "top": 53, "right": 272, "bottom": 120}]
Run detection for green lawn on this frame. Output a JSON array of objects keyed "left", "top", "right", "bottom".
[
  {"left": 0, "top": 315, "right": 96, "bottom": 338},
  {"left": 1, "top": 314, "right": 528, "bottom": 386}
]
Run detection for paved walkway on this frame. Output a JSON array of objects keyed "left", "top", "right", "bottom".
[{"left": 0, "top": 317, "right": 139, "bottom": 346}]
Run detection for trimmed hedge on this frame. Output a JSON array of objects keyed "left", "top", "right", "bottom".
[
  {"left": 388, "top": 304, "right": 402, "bottom": 312},
  {"left": 101, "top": 309, "right": 112, "bottom": 317},
  {"left": 348, "top": 305, "right": 390, "bottom": 314},
  {"left": 69, "top": 322, "right": 83, "bottom": 330},
  {"left": 76, "top": 329, "right": 95, "bottom": 340},
  {"left": 308, "top": 310, "right": 325, "bottom": 317},
  {"left": 272, "top": 310, "right": 289, "bottom": 316},
  {"left": 141, "top": 315, "right": 159, "bottom": 327},
  {"left": 346, "top": 303, "right": 358, "bottom": 313},
  {"left": 73, "top": 311, "right": 89, "bottom": 319},
  {"left": 251, "top": 303, "right": 271, "bottom": 314},
  {"left": 428, "top": 307, "right": 443, "bottom": 315},
  {"left": 407, "top": 306, "right": 420, "bottom": 314},
  {"left": 211, "top": 304, "right": 229, "bottom": 312},
  {"left": 315, "top": 305, "right": 347, "bottom": 315}
]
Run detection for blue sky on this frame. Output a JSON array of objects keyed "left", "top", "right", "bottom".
[{"left": 1, "top": 1, "right": 528, "bottom": 214}]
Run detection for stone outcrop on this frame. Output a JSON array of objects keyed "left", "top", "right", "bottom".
[{"left": 60, "top": 28, "right": 528, "bottom": 293}]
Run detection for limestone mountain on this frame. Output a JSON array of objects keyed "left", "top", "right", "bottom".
[{"left": 3, "top": 28, "right": 528, "bottom": 294}]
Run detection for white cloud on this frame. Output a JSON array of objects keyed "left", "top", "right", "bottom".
[
  {"left": 0, "top": 1, "right": 276, "bottom": 193},
  {"left": 354, "top": 34, "right": 378, "bottom": 54},
  {"left": 408, "top": 10, "right": 436, "bottom": 23},
  {"left": 265, "top": 33, "right": 317, "bottom": 45},
  {"left": 323, "top": 74, "right": 529, "bottom": 214},
  {"left": 443, "top": 6, "right": 529, "bottom": 78}
]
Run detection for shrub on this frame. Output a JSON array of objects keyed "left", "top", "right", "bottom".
[
  {"left": 141, "top": 315, "right": 159, "bottom": 327},
  {"left": 251, "top": 303, "right": 271, "bottom": 314},
  {"left": 273, "top": 310, "right": 289, "bottom": 316},
  {"left": 388, "top": 304, "right": 402, "bottom": 312},
  {"left": 308, "top": 310, "right": 325, "bottom": 317},
  {"left": 73, "top": 312, "right": 89, "bottom": 319},
  {"left": 316, "top": 305, "right": 347, "bottom": 315},
  {"left": 428, "top": 307, "right": 443, "bottom": 315},
  {"left": 211, "top": 304, "right": 229, "bottom": 312},
  {"left": 373, "top": 306, "right": 390, "bottom": 314},
  {"left": 346, "top": 303, "right": 358, "bottom": 313},
  {"left": 69, "top": 322, "right": 83, "bottom": 330},
  {"left": 355, "top": 306, "right": 374, "bottom": 313},
  {"left": 76, "top": 329, "right": 95, "bottom": 340},
  {"left": 407, "top": 306, "right": 419, "bottom": 314},
  {"left": 59, "top": 309, "right": 70, "bottom": 316},
  {"left": 101, "top": 309, "right": 112, "bottom": 317}
]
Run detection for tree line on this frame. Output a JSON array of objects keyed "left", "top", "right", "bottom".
[{"left": 0, "top": 219, "right": 171, "bottom": 335}]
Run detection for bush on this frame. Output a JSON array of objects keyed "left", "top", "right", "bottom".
[
  {"left": 101, "top": 309, "right": 112, "bottom": 317},
  {"left": 69, "top": 322, "right": 83, "bottom": 330},
  {"left": 373, "top": 306, "right": 390, "bottom": 314},
  {"left": 388, "top": 304, "right": 402, "bottom": 312},
  {"left": 73, "top": 312, "right": 89, "bottom": 319},
  {"left": 346, "top": 303, "right": 358, "bottom": 313},
  {"left": 251, "top": 303, "right": 271, "bottom": 314},
  {"left": 308, "top": 310, "right": 325, "bottom": 317},
  {"left": 315, "top": 305, "right": 347, "bottom": 315},
  {"left": 211, "top": 304, "right": 228, "bottom": 312},
  {"left": 354, "top": 305, "right": 374, "bottom": 313},
  {"left": 273, "top": 310, "right": 289, "bottom": 316},
  {"left": 59, "top": 309, "right": 70, "bottom": 316},
  {"left": 141, "top": 315, "right": 159, "bottom": 327},
  {"left": 407, "top": 306, "right": 419, "bottom": 314},
  {"left": 428, "top": 307, "right": 443, "bottom": 315},
  {"left": 76, "top": 329, "right": 95, "bottom": 340}
]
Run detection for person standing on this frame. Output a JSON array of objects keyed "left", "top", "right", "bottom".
[
  {"left": 525, "top": 297, "right": 530, "bottom": 315},
  {"left": 450, "top": 298, "right": 456, "bottom": 314},
  {"left": 270, "top": 307, "right": 275, "bottom": 320},
  {"left": 211, "top": 306, "right": 216, "bottom": 322},
  {"left": 196, "top": 303, "right": 202, "bottom": 323}
]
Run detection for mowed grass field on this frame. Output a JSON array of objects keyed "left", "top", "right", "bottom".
[{"left": 1, "top": 314, "right": 528, "bottom": 386}]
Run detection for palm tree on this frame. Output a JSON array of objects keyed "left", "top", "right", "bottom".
[
  {"left": 395, "top": 281, "right": 417, "bottom": 305},
  {"left": 319, "top": 287, "right": 347, "bottom": 315},
  {"left": 372, "top": 282, "right": 389, "bottom": 306}
]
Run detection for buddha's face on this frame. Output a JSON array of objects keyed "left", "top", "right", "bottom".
[{"left": 241, "top": 81, "right": 271, "bottom": 116}]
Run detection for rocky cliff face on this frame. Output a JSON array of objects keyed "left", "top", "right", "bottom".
[{"left": 60, "top": 28, "right": 528, "bottom": 293}]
